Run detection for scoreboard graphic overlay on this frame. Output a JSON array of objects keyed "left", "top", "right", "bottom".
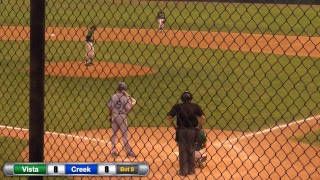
[{"left": 3, "top": 162, "right": 149, "bottom": 176}]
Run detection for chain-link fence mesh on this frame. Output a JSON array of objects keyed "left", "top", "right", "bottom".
[{"left": 1, "top": 0, "right": 320, "bottom": 179}]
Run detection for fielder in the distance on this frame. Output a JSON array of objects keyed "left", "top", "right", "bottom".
[
  {"left": 107, "top": 82, "right": 137, "bottom": 157},
  {"left": 156, "top": 8, "right": 165, "bottom": 32},
  {"left": 84, "top": 25, "right": 97, "bottom": 66}
]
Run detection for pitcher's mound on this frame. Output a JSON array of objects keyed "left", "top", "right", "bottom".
[{"left": 45, "top": 61, "right": 157, "bottom": 78}]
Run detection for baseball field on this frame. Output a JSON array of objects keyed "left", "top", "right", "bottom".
[{"left": 0, "top": 0, "right": 320, "bottom": 179}]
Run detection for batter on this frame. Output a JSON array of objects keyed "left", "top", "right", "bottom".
[{"left": 107, "top": 82, "right": 137, "bottom": 157}]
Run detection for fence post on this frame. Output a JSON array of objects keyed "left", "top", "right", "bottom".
[{"left": 29, "top": 0, "right": 46, "bottom": 180}]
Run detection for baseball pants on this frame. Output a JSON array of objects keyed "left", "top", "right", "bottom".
[
  {"left": 158, "top": 19, "right": 164, "bottom": 30},
  {"left": 195, "top": 149, "right": 206, "bottom": 159},
  {"left": 177, "top": 128, "right": 196, "bottom": 176},
  {"left": 110, "top": 114, "right": 133, "bottom": 153},
  {"left": 85, "top": 42, "right": 95, "bottom": 62}
]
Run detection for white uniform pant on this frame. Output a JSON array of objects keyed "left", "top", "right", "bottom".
[
  {"left": 85, "top": 42, "right": 95, "bottom": 62},
  {"left": 110, "top": 114, "right": 133, "bottom": 153},
  {"left": 195, "top": 149, "right": 206, "bottom": 159},
  {"left": 194, "top": 149, "right": 207, "bottom": 160},
  {"left": 158, "top": 19, "right": 165, "bottom": 30}
]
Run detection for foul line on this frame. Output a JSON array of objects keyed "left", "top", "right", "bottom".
[
  {"left": 220, "top": 115, "right": 320, "bottom": 145},
  {"left": 169, "top": 115, "right": 320, "bottom": 155},
  {"left": 2, "top": 114, "right": 319, "bottom": 156},
  {"left": 0, "top": 125, "right": 109, "bottom": 144}
]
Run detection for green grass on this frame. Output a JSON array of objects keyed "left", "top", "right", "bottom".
[
  {"left": 0, "top": 136, "right": 28, "bottom": 180},
  {"left": 0, "top": 0, "right": 319, "bottom": 36},
  {"left": 0, "top": 136, "right": 71, "bottom": 180},
  {"left": 1, "top": 1, "right": 319, "bottom": 180},
  {"left": 1, "top": 40, "right": 320, "bottom": 132},
  {"left": 294, "top": 129, "right": 320, "bottom": 147},
  {"left": 0, "top": 136, "right": 28, "bottom": 164}
]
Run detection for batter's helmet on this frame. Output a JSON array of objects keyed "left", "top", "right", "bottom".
[
  {"left": 181, "top": 91, "right": 193, "bottom": 102},
  {"left": 117, "top": 82, "right": 127, "bottom": 91}
]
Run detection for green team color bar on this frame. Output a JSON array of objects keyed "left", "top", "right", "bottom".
[
  {"left": 3, "top": 163, "right": 47, "bottom": 176},
  {"left": 14, "top": 164, "right": 47, "bottom": 175}
]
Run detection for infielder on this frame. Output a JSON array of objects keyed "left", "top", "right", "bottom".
[
  {"left": 167, "top": 91, "right": 206, "bottom": 176},
  {"left": 84, "top": 25, "right": 97, "bottom": 66},
  {"left": 107, "top": 82, "right": 137, "bottom": 157},
  {"left": 156, "top": 8, "right": 165, "bottom": 32}
]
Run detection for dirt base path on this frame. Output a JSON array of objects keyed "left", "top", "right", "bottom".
[
  {"left": 1, "top": 26, "right": 320, "bottom": 58},
  {"left": 1, "top": 116, "right": 319, "bottom": 179},
  {"left": 0, "top": 25, "right": 320, "bottom": 179},
  {"left": 1, "top": 25, "right": 319, "bottom": 78}
]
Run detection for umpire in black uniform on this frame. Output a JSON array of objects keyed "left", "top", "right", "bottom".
[{"left": 167, "top": 91, "right": 206, "bottom": 176}]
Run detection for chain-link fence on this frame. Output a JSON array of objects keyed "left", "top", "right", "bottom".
[{"left": 1, "top": 0, "right": 320, "bottom": 179}]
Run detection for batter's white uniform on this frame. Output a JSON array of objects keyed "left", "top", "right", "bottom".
[{"left": 107, "top": 92, "right": 134, "bottom": 155}]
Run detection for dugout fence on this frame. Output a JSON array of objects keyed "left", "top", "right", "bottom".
[{"left": 1, "top": 0, "right": 320, "bottom": 179}]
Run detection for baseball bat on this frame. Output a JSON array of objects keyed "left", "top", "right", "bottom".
[{"left": 133, "top": 102, "right": 145, "bottom": 110}]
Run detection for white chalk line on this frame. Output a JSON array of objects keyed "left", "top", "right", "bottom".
[
  {"left": 163, "top": 115, "right": 320, "bottom": 155},
  {"left": 0, "top": 125, "right": 109, "bottom": 144},
  {"left": 2, "top": 115, "right": 319, "bottom": 157},
  {"left": 218, "top": 114, "right": 320, "bottom": 146},
  {"left": 0, "top": 125, "right": 174, "bottom": 163},
  {"left": 0, "top": 125, "right": 173, "bottom": 161}
]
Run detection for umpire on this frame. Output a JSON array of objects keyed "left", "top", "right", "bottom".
[{"left": 166, "top": 91, "right": 206, "bottom": 176}]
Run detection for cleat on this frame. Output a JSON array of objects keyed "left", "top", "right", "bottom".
[
  {"left": 127, "top": 152, "right": 136, "bottom": 157},
  {"left": 199, "top": 161, "right": 205, "bottom": 169},
  {"left": 111, "top": 151, "right": 118, "bottom": 157},
  {"left": 201, "top": 156, "right": 207, "bottom": 162}
]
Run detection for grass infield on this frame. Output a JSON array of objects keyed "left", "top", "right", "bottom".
[
  {"left": 1, "top": 40, "right": 319, "bottom": 133},
  {"left": 0, "top": 0, "right": 319, "bottom": 142}
]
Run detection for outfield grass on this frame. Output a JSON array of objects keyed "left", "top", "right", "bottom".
[
  {"left": 294, "top": 129, "right": 320, "bottom": 147},
  {"left": 1, "top": 1, "right": 319, "bottom": 180},
  {"left": 1, "top": 40, "right": 320, "bottom": 132},
  {"left": 0, "top": 0, "right": 319, "bottom": 36}
]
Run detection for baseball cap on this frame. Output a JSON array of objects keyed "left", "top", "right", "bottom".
[{"left": 117, "top": 82, "right": 127, "bottom": 91}]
